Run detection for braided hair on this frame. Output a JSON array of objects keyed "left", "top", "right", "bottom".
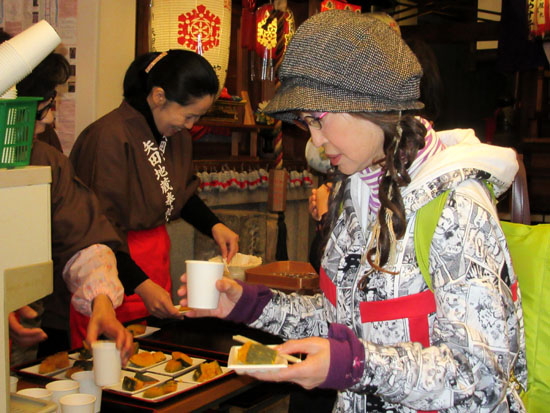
[{"left": 320, "top": 112, "right": 427, "bottom": 289}]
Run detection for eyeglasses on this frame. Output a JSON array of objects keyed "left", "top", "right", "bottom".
[
  {"left": 36, "top": 91, "right": 57, "bottom": 121},
  {"left": 293, "top": 112, "right": 328, "bottom": 131}
]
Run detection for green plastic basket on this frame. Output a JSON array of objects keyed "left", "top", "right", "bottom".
[{"left": 0, "top": 97, "right": 41, "bottom": 168}]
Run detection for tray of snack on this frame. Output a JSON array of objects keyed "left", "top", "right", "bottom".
[
  {"left": 245, "top": 261, "right": 319, "bottom": 291},
  {"left": 103, "top": 357, "right": 231, "bottom": 404},
  {"left": 13, "top": 346, "right": 233, "bottom": 405}
]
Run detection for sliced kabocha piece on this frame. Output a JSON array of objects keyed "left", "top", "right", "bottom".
[
  {"left": 126, "top": 323, "right": 147, "bottom": 336},
  {"left": 165, "top": 351, "right": 193, "bottom": 373},
  {"left": 151, "top": 351, "right": 166, "bottom": 363},
  {"left": 122, "top": 372, "right": 160, "bottom": 392},
  {"left": 129, "top": 350, "right": 165, "bottom": 367},
  {"left": 142, "top": 380, "right": 178, "bottom": 399},
  {"left": 237, "top": 342, "right": 277, "bottom": 365},
  {"left": 193, "top": 360, "right": 222, "bottom": 382},
  {"left": 39, "top": 351, "right": 70, "bottom": 374},
  {"left": 79, "top": 342, "right": 92, "bottom": 360},
  {"left": 65, "top": 360, "right": 93, "bottom": 378},
  {"left": 131, "top": 342, "right": 140, "bottom": 356}
]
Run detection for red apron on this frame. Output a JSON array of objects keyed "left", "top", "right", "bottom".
[
  {"left": 69, "top": 225, "right": 171, "bottom": 348},
  {"left": 320, "top": 268, "right": 437, "bottom": 413}
]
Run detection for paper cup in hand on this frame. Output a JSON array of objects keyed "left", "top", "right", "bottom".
[
  {"left": 185, "top": 260, "right": 224, "bottom": 309},
  {"left": 59, "top": 393, "right": 96, "bottom": 413},
  {"left": 71, "top": 371, "right": 102, "bottom": 413},
  {"left": 92, "top": 341, "right": 121, "bottom": 386},
  {"left": 46, "top": 380, "right": 79, "bottom": 413}
]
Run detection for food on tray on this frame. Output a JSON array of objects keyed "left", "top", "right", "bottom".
[
  {"left": 121, "top": 372, "right": 159, "bottom": 391},
  {"left": 164, "top": 351, "right": 193, "bottom": 372},
  {"left": 131, "top": 342, "right": 140, "bottom": 356},
  {"left": 178, "top": 305, "right": 191, "bottom": 312},
  {"left": 193, "top": 360, "right": 222, "bottom": 382},
  {"left": 142, "top": 379, "right": 178, "bottom": 399},
  {"left": 78, "top": 342, "right": 92, "bottom": 360},
  {"left": 39, "top": 351, "right": 70, "bottom": 374},
  {"left": 129, "top": 350, "right": 166, "bottom": 367},
  {"left": 237, "top": 342, "right": 277, "bottom": 365},
  {"left": 65, "top": 360, "right": 93, "bottom": 378},
  {"left": 126, "top": 323, "right": 147, "bottom": 336}
]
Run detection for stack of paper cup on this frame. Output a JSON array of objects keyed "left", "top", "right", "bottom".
[{"left": 0, "top": 20, "right": 61, "bottom": 96}]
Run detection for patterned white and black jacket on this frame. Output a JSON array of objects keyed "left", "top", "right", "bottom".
[{"left": 227, "top": 127, "right": 527, "bottom": 412}]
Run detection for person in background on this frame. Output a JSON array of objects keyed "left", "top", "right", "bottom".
[
  {"left": 178, "top": 11, "right": 526, "bottom": 412},
  {"left": 69, "top": 50, "right": 239, "bottom": 345},
  {"left": 0, "top": 29, "right": 134, "bottom": 364}
]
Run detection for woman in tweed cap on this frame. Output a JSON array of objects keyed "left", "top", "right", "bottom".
[{"left": 179, "top": 10, "right": 526, "bottom": 412}]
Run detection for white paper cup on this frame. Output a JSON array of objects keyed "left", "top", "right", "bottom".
[
  {"left": 59, "top": 393, "right": 96, "bottom": 413},
  {"left": 7, "top": 20, "right": 61, "bottom": 69},
  {"left": 71, "top": 371, "right": 102, "bottom": 413},
  {"left": 185, "top": 260, "right": 224, "bottom": 309},
  {"left": 92, "top": 340, "right": 121, "bottom": 386},
  {"left": 10, "top": 376, "right": 18, "bottom": 393},
  {"left": 16, "top": 387, "right": 52, "bottom": 400},
  {"left": 0, "top": 41, "right": 32, "bottom": 96},
  {"left": 46, "top": 379, "right": 80, "bottom": 413}
]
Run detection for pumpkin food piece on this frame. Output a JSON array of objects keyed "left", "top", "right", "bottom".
[
  {"left": 237, "top": 342, "right": 277, "bottom": 365},
  {"left": 172, "top": 351, "right": 193, "bottom": 367},
  {"left": 151, "top": 351, "right": 166, "bottom": 363},
  {"left": 126, "top": 323, "right": 147, "bottom": 336},
  {"left": 65, "top": 360, "right": 93, "bottom": 378},
  {"left": 193, "top": 360, "right": 222, "bottom": 382},
  {"left": 142, "top": 380, "right": 178, "bottom": 399},
  {"left": 164, "top": 359, "right": 184, "bottom": 373},
  {"left": 79, "top": 342, "right": 92, "bottom": 360},
  {"left": 130, "top": 351, "right": 155, "bottom": 367},
  {"left": 39, "top": 351, "right": 70, "bottom": 374},
  {"left": 122, "top": 372, "right": 159, "bottom": 392}
]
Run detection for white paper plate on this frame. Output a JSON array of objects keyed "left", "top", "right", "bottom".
[
  {"left": 133, "top": 326, "right": 161, "bottom": 338},
  {"left": 178, "top": 364, "right": 231, "bottom": 384},
  {"left": 20, "top": 358, "right": 75, "bottom": 377},
  {"left": 105, "top": 370, "right": 169, "bottom": 395},
  {"left": 227, "top": 345, "right": 288, "bottom": 373},
  {"left": 126, "top": 350, "right": 169, "bottom": 372},
  {"left": 147, "top": 356, "right": 205, "bottom": 377},
  {"left": 131, "top": 380, "right": 197, "bottom": 402}
]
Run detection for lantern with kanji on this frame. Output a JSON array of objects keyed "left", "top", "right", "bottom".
[{"left": 150, "top": 0, "right": 231, "bottom": 94}]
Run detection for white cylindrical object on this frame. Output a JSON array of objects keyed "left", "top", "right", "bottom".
[
  {"left": 71, "top": 370, "right": 102, "bottom": 413},
  {"left": 9, "top": 376, "right": 18, "bottom": 393},
  {"left": 16, "top": 387, "right": 52, "bottom": 400},
  {"left": 185, "top": 260, "right": 224, "bottom": 309},
  {"left": 0, "top": 20, "right": 61, "bottom": 96},
  {"left": 45, "top": 380, "right": 80, "bottom": 413},
  {"left": 92, "top": 341, "right": 121, "bottom": 386},
  {"left": 7, "top": 20, "right": 61, "bottom": 68},
  {"left": 59, "top": 393, "right": 96, "bottom": 413}
]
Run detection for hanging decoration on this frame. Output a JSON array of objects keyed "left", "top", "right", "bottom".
[
  {"left": 528, "top": 0, "right": 550, "bottom": 38},
  {"left": 150, "top": 0, "right": 231, "bottom": 95},
  {"left": 255, "top": 2, "right": 295, "bottom": 81},
  {"left": 320, "top": 0, "right": 361, "bottom": 13}
]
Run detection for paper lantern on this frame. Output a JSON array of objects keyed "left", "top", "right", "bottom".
[
  {"left": 150, "top": 0, "right": 231, "bottom": 93},
  {"left": 321, "top": 0, "right": 361, "bottom": 13}
]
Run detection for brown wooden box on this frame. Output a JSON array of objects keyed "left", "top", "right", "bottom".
[{"left": 245, "top": 261, "right": 319, "bottom": 292}]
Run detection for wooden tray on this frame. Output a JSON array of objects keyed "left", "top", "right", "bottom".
[{"left": 245, "top": 261, "right": 319, "bottom": 291}]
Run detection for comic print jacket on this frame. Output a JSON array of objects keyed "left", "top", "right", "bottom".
[{"left": 247, "top": 128, "right": 527, "bottom": 412}]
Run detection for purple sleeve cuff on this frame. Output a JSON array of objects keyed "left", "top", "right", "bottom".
[
  {"left": 319, "top": 323, "right": 365, "bottom": 390},
  {"left": 224, "top": 280, "right": 273, "bottom": 324}
]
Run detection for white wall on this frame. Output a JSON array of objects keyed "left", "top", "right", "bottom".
[{"left": 75, "top": 0, "right": 136, "bottom": 138}]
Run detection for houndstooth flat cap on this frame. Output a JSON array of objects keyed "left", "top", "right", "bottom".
[{"left": 264, "top": 10, "right": 424, "bottom": 122}]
